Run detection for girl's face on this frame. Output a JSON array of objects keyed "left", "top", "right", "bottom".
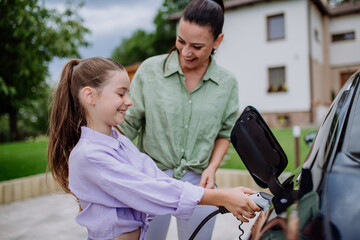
[
  {"left": 176, "top": 19, "right": 223, "bottom": 71},
  {"left": 86, "top": 70, "right": 132, "bottom": 135}
]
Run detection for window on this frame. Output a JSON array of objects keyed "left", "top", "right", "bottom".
[
  {"left": 268, "top": 67, "right": 286, "bottom": 93},
  {"left": 331, "top": 31, "right": 355, "bottom": 42},
  {"left": 267, "top": 14, "right": 285, "bottom": 41},
  {"left": 314, "top": 29, "right": 319, "bottom": 42}
]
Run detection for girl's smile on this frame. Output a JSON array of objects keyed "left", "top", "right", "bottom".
[{"left": 85, "top": 70, "right": 132, "bottom": 136}]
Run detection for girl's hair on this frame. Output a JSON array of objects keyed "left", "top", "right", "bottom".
[
  {"left": 163, "top": 0, "right": 224, "bottom": 71},
  {"left": 47, "top": 57, "right": 125, "bottom": 193}
]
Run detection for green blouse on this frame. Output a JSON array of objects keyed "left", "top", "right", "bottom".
[{"left": 119, "top": 51, "right": 239, "bottom": 179}]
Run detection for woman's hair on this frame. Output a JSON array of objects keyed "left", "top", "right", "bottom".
[
  {"left": 182, "top": 0, "right": 224, "bottom": 41},
  {"left": 163, "top": 0, "right": 224, "bottom": 71},
  {"left": 47, "top": 57, "right": 125, "bottom": 193}
]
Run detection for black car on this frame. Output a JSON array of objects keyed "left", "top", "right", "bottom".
[{"left": 230, "top": 70, "right": 360, "bottom": 240}]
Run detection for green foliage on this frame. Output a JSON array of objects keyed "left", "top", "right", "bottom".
[
  {"left": 0, "top": 81, "right": 51, "bottom": 142},
  {"left": 19, "top": 82, "right": 51, "bottom": 135},
  {"left": 0, "top": 115, "right": 10, "bottom": 142},
  {"left": 112, "top": 30, "right": 156, "bottom": 66},
  {"left": 111, "top": 0, "right": 190, "bottom": 66},
  {"left": 152, "top": 0, "right": 189, "bottom": 54},
  {"left": 0, "top": 0, "right": 90, "bottom": 141}
]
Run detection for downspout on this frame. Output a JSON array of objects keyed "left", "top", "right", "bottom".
[{"left": 307, "top": 0, "right": 314, "bottom": 123}]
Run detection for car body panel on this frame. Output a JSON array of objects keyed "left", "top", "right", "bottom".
[
  {"left": 321, "top": 73, "right": 360, "bottom": 239},
  {"left": 234, "top": 70, "right": 360, "bottom": 240}
]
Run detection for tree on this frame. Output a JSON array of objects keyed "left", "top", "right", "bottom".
[
  {"left": 111, "top": 29, "right": 156, "bottom": 66},
  {"left": 151, "top": 0, "right": 189, "bottom": 55},
  {"left": 111, "top": 0, "right": 190, "bottom": 66},
  {"left": 0, "top": 0, "right": 90, "bottom": 141}
]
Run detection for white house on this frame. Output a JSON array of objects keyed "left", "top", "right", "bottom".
[{"left": 171, "top": 0, "right": 360, "bottom": 127}]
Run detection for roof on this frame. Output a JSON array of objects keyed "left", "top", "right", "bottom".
[
  {"left": 168, "top": 0, "right": 360, "bottom": 22},
  {"left": 224, "top": 0, "right": 268, "bottom": 10},
  {"left": 328, "top": 1, "right": 360, "bottom": 17}
]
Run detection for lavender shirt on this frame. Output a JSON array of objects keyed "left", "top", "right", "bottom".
[{"left": 69, "top": 127, "right": 205, "bottom": 240}]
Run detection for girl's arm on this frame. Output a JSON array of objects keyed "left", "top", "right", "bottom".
[
  {"left": 199, "top": 187, "right": 260, "bottom": 222},
  {"left": 199, "top": 138, "right": 230, "bottom": 188}
]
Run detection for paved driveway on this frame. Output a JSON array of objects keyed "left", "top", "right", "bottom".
[{"left": 0, "top": 193, "right": 258, "bottom": 240}]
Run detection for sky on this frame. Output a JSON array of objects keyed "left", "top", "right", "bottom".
[{"left": 44, "top": 0, "right": 164, "bottom": 84}]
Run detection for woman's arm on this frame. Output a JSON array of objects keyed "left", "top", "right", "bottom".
[{"left": 199, "top": 138, "right": 230, "bottom": 188}]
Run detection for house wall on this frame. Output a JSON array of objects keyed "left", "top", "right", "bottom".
[
  {"left": 215, "top": 1, "right": 311, "bottom": 123},
  {"left": 310, "top": 2, "right": 324, "bottom": 64},
  {"left": 168, "top": 0, "right": 360, "bottom": 127},
  {"left": 309, "top": 1, "right": 333, "bottom": 124},
  {"left": 329, "top": 14, "right": 360, "bottom": 67},
  {"left": 329, "top": 13, "right": 360, "bottom": 92},
  {"left": 330, "top": 64, "right": 360, "bottom": 90}
]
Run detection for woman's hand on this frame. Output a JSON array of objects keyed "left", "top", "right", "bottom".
[{"left": 199, "top": 167, "right": 216, "bottom": 189}]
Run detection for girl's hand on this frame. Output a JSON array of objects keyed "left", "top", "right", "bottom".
[
  {"left": 199, "top": 167, "right": 216, "bottom": 189},
  {"left": 222, "top": 187, "right": 261, "bottom": 222},
  {"left": 200, "top": 187, "right": 261, "bottom": 222}
]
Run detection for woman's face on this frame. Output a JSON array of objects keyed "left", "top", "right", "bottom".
[{"left": 176, "top": 19, "right": 223, "bottom": 71}]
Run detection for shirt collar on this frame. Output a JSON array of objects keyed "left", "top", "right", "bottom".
[
  {"left": 80, "top": 126, "right": 120, "bottom": 149},
  {"left": 163, "top": 50, "right": 220, "bottom": 85}
]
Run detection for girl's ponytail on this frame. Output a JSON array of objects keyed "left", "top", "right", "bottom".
[
  {"left": 47, "top": 57, "right": 124, "bottom": 194},
  {"left": 47, "top": 59, "right": 83, "bottom": 194}
]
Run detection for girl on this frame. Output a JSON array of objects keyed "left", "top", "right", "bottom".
[
  {"left": 119, "top": 0, "right": 237, "bottom": 239},
  {"left": 47, "top": 57, "right": 259, "bottom": 240}
]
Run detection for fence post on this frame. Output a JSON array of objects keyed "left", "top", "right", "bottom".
[{"left": 293, "top": 125, "right": 301, "bottom": 168}]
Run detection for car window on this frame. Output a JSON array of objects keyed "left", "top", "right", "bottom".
[
  {"left": 310, "top": 79, "right": 352, "bottom": 169},
  {"left": 304, "top": 75, "right": 356, "bottom": 191},
  {"left": 347, "top": 79, "right": 360, "bottom": 156},
  {"left": 302, "top": 104, "right": 334, "bottom": 170},
  {"left": 323, "top": 91, "right": 349, "bottom": 163}
]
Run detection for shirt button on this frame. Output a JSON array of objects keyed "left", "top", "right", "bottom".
[
  {"left": 181, "top": 149, "right": 184, "bottom": 152},
  {"left": 188, "top": 100, "right": 192, "bottom": 104},
  {"left": 184, "top": 125, "right": 188, "bottom": 129}
]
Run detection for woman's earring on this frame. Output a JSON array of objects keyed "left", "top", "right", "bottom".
[{"left": 213, "top": 48, "right": 217, "bottom": 54}]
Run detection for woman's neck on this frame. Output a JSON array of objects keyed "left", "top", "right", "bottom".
[
  {"left": 181, "top": 59, "right": 210, "bottom": 93},
  {"left": 181, "top": 57, "right": 210, "bottom": 76}
]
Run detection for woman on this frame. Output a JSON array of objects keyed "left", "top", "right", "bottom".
[{"left": 119, "top": 0, "right": 239, "bottom": 239}]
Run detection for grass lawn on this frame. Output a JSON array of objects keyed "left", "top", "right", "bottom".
[
  {"left": 0, "top": 139, "right": 48, "bottom": 181},
  {"left": 220, "top": 128, "right": 317, "bottom": 172},
  {"left": 0, "top": 127, "right": 317, "bottom": 182}
]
